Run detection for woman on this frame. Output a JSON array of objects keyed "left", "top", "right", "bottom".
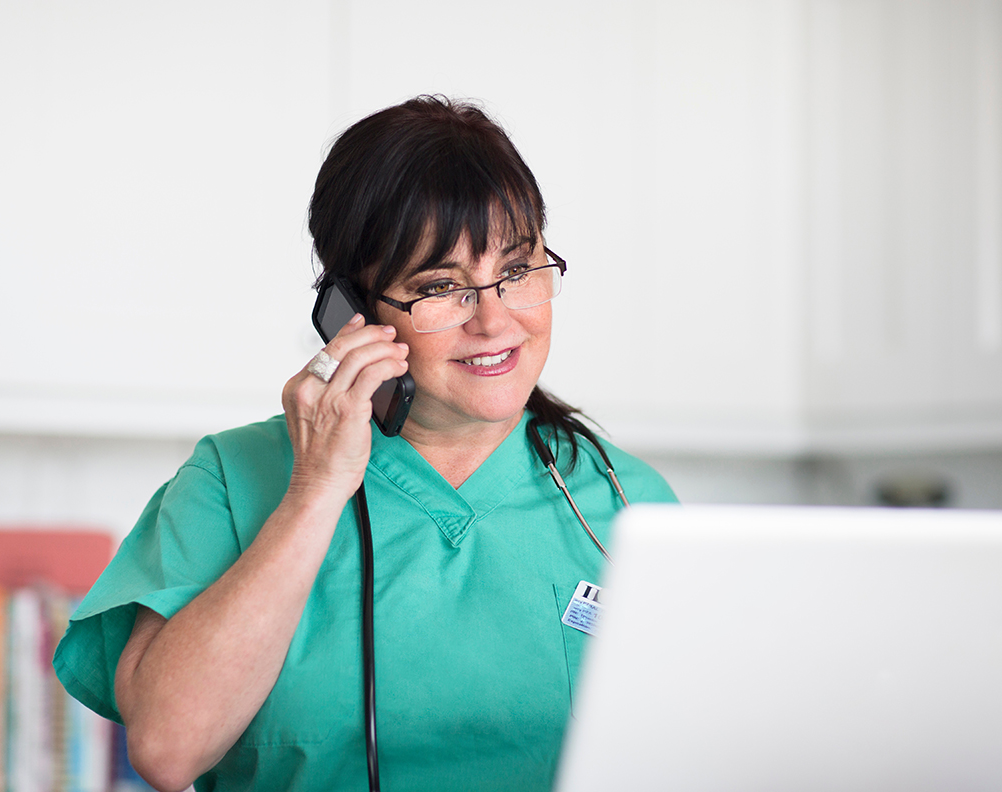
[{"left": 54, "top": 96, "right": 677, "bottom": 792}]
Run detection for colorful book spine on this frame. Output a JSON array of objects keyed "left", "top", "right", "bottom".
[
  {"left": 8, "top": 587, "right": 48, "bottom": 792},
  {"left": 0, "top": 531, "right": 158, "bottom": 792},
  {"left": 0, "top": 584, "right": 139, "bottom": 792},
  {"left": 1, "top": 585, "right": 8, "bottom": 791}
]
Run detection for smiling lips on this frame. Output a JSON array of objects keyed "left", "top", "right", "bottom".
[{"left": 459, "top": 349, "right": 513, "bottom": 367}]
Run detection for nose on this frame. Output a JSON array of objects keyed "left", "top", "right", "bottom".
[{"left": 464, "top": 286, "right": 512, "bottom": 336}]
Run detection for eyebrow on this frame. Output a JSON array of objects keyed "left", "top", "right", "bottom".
[{"left": 407, "top": 236, "right": 534, "bottom": 277}]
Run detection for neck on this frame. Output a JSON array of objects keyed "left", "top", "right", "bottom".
[{"left": 400, "top": 411, "right": 524, "bottom": 488}]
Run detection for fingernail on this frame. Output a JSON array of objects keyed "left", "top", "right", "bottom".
[
  {"left": 382, "top": 325, "right": 396, "bottom": 334},
  {"left": 350, "top": 313, "right": 364, "bottom": 324},
  {"left": 396, "top": 342, "right": 408, "bottom": 351}
]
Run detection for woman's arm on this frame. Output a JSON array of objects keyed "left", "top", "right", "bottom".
[{"left": 114, "top": 315, "right": 409, "bottom": 792}]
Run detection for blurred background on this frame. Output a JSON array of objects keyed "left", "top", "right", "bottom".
[{"left": 2, "top": 0, "right": 1002, "bottom": 546}]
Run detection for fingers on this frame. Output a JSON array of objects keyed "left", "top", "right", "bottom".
[
  {"left": 316, "top": 326, "right": 407, "bottom": 394},
  {"left": 281, "top": 313, "right": 412, "bottom": 499},
  {"left": 324, "top": 321, "right": 402, "bottom": 376},
  {"left": 334, "top": 352, "right": 409, "bottom": 405},
  {"left": 300, "top": 313, "right": 364, "bottom": 383},
  {"left": 285, "top": 314, "right": 409, "bottom": 419}
]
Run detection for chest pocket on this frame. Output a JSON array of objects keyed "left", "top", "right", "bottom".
[{"left": 553, "top": 583, "right": 597, "bottom": 713}]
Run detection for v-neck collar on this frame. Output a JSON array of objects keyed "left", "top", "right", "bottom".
[{"left": 367, "top": 412, "right": 537, "bottom": 547}]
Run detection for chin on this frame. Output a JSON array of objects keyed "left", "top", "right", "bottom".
[
  {"left": 466, "top": 378, "right": 537, "bottom": 420},
  {"left": 411, "top": 381, "right": 534, "bottom": 431}
]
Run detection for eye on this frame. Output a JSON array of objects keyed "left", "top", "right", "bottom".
[
  {"left": 417, "top": 279, "right": 459, "bottom": 296},
  {"left": 502, "top": 261, "right": 532, "bottom": 277},
  {"left": 501, "top": 263, "right": 533, "bottom": 283}
]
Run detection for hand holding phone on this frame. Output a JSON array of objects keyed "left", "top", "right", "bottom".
[{"left": 312, "top": 276, "right": 415, "bottom": 437}]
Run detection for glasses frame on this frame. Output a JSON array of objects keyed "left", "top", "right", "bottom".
[{"left": 378, "top": 247, "right": 567, "bottom": 333}]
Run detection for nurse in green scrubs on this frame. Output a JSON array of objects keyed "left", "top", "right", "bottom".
[{"left": 54, "top": 95, "right": 677, "bottom": 792}]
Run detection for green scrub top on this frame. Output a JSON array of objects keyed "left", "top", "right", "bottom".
[{"left": 54, "top": 412, "right": 677, "bottom": 791}]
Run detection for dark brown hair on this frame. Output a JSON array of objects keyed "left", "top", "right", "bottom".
[{"left": 308, "top": 95, "right": 602, "bottom": 468}]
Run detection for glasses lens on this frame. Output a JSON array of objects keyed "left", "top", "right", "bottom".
[
  {"left": 407, "top": 263, "right": 563, "bottom": 332},
  {"left": 411, "top": 289, "right": 477, "bottom": 332},
  {"left": 500, "top": 265, "right": 562, "bottom": 310}
]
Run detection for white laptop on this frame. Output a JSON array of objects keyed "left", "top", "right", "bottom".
[{"left": 556, "top": 505, "right": 1002, "bottom": 792}]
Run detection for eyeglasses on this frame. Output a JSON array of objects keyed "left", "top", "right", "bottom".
[{"left": 378, "top": 247, "right": 566, "bottom": 333}]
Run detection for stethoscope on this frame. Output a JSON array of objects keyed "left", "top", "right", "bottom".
[
  {"left": 354, "top": 419, "right": 631, "bottom": 792},
  {"left": 525, "top": 416, "right": 630, "bottom": 564}
]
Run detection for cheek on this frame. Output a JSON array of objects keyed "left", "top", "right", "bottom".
[
  {"left": 398, "top": 328, "right": 454, "bottom": 374},
  {"left": 524, "top": 304, "right": 552, "bottom": 345},
  {"left": 374, "top": 302, "right": 409, "bottom": 335}
]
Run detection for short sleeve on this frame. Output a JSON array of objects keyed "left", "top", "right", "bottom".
[{"left": 53, "top": 437, "right": 243, "bottom": 723}]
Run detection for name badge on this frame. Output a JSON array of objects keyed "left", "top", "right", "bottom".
[{"left": 561, "top": 580, "right": 604, "bottom": 636}]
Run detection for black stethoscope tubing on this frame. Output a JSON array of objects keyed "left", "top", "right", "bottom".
[
  {"left": 354, "top": 421, "right": 629, "bottom": 792},
  {"left": 354, "top": 484, "right": 380, "bottom": 791}
]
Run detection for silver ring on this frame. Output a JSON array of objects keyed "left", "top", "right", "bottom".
[{"left": 306, "top": 350, "right": 339, "bottom": 383}]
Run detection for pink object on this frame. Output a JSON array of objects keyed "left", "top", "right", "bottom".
[{"left": 0, "top": 528, "right": 113, "bottom": 593}]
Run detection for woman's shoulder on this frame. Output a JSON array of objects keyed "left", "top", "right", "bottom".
[
  {"left": 532, "top": 412, "right": 678, "bottom": 504},
  {"left": 184, "top": 414, "right": 292, "bottom": 480},
  {"left": 53, "top": 417, "right": 293, "bottom": 724},
  {"left": 198, "top": 413, "right": 290, "bottom": 453},
  {"left": 585, "top": 434, "right": 679, "bottom": 505}
]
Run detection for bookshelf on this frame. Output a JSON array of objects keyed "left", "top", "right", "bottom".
[{"left": 0, "top": 528, "right": 153, "bottom": 792}]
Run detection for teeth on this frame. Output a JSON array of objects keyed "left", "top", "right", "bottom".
[{"left": 462, "top": 349, "right": 512, "bottom": 367}]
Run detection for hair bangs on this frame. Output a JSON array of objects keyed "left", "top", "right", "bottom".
[
  {"left": 310, "top": 96, "right": 546, "bottom": 308},
  {"left": 365, "top": 128, "right": 544, "bottom": 303}
]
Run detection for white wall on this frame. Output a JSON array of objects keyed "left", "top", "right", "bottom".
[
  {"left": 2, "top": 434, "right": 998, "bottom": 549},
  {"left": 0, "top": 435, "right": 192, "bottom": 544},
  {"left": 4, "top": 0, "right": 806, "bottom": 446},
  {"left": 1, "top": 1, "right": 1000, "bottom": 537},
  {"left": 1, "top": 0, "right": 332, "bottom": 437}
]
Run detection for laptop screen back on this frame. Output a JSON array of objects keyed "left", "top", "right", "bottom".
[{"left": 556, "top": 505, "right": 1002, "bottom": 792}]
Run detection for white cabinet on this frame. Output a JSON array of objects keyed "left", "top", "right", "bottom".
[
  {"left": 802, "top": 0, "right": 1002, "bottom": 450},
  {"left": 2, "top": 1, "right": 999, "bottom": 454},
  {"left": 548, "top": 0, "right": 1002, "bottom": 453},
  {"left": 0, "top": 1, "right": 333, "bottom": 438}
]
